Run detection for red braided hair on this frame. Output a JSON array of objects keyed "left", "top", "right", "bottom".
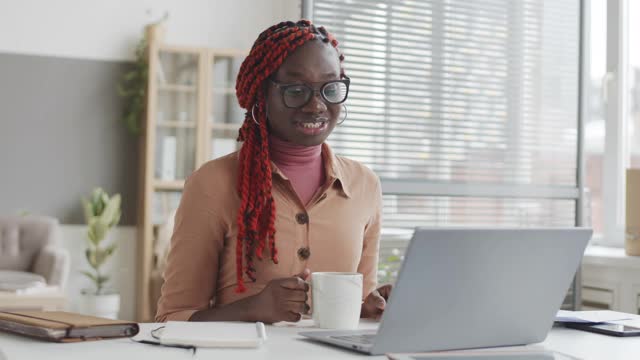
[{"left": 234, "top": 20, "right": 344, "bottom": 292}]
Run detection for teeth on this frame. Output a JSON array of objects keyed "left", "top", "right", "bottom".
[{"left": 301, "top": 122, "right": 323, "bottom": 129}]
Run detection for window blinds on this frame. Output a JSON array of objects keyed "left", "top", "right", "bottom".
[{"left": 313, "top": 0, "right": 582, "bottom": 230}]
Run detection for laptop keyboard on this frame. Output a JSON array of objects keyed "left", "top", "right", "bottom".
[{"left": 330, "top": 334, "right": 375, "bottom": 345}]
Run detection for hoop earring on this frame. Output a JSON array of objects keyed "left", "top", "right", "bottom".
[
  {"left": 251, "top": 104, "right": 260, "bottom": 126},
  {"left": 337, "top": 104, "right": 348, "bottom": 125}
]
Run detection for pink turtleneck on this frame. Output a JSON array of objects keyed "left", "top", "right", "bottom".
[{"left": 269, "top": 135, "right": 326, "bottom": 206}]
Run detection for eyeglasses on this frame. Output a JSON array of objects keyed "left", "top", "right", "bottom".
[{"left": 269, "top": 76, "right": 350, "bottom": 108}]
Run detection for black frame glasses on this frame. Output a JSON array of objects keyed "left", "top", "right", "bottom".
[{"left": 269, "top": 76, "right": 350, "bottom": 108}]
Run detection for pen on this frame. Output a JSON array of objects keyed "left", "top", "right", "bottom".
[{"left": 133, "top": 339, "right": 197, "bottom": 353}]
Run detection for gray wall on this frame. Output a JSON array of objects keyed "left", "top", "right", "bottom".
[{"left": 0, "top": 52, "right": 138, "bottom": 225}]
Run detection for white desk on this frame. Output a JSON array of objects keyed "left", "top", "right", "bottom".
[{"left": 1, "top": 318, "right": 640, "bottom": 360}]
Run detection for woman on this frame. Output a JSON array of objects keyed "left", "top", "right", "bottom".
[{"left": 156, "top": 20, "right": 391, "bottom": 324}]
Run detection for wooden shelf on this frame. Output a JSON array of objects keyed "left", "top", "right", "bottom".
[
  {"left": 210, "top": 123, "right": 241, "bottom": 130},
  {"left": 158, "top": 84, "right": 196, "bottom": 93},
  {"left": 158, "top": 44, "right": 202, "bottom": 54},
  {"left": 138, "top": 26, "right": 249, "bottom": 322},
  {"left": 153, "top": 180, "right": 185, "bottom": 191},
  {"left": 157, "top": 121, "right": 196, "bottom": 128}
]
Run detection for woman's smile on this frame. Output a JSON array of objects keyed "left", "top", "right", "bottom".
[{"left": 294, "top": 117, "right": 329, "bottom": 136}]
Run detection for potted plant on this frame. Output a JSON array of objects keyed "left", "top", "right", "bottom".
[
  {"left": 79, "top": 188, "right": 122, "bottom": 319},
  {"left": 117, "top": 20, "right": 168, "bottom": 135}
]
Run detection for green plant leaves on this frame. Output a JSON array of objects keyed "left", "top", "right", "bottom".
[
  {"left": 96, "top": 244, "right": 118, "bottom": 268},
  {"left": 84, "top": 188, "right": 121, "bottom": 244},
  {"left": 118, "top": 33, "right": 148, "bottom": 135},
  {"left": 87, "top": 218, "right": 108, "bottom": 246},
  {"left": 81, "top": 270, "right": 98, "bottom": 283},
  {"left": 97, "top": 275, "right": 109, "bottom": 286},
  {"left": 80, "top": 187, "right": 122, "bottom": 294},
  {"left": 85, "top": 248, "right": 98, "bottom": 269},
  {"left": 101, "top": 194, "right": 121, "bottom": 228}
]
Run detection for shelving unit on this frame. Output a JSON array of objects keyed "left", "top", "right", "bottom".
[
  {"left": 156, "top": 121, "right": 196, "bottom": 128},
  {"left": 136, "top": 24, "right": 247, "bottom": 321},
  {"left": 153, "top": 180, "right": 185, "bottom": 191},
  {"left": 158, "top": 84, "right": 196, "bottom": 92}
]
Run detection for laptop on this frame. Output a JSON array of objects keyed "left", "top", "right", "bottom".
[{"left": 299, "top": 227, "right": 592, "bottom": 355}]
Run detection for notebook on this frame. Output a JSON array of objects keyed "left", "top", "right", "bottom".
[
  {"left": 0, "top": 311, "right": 139, "bottom": 342},
  {"left": 555, "top": 310, "right": 633, "bottom": 324},
  {"left": 159, "top": 321, "right": 267, "bottom": 348}
]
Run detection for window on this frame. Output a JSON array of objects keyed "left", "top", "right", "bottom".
[
  {"left": 628, "top": 2, "right": 640, "bottom": 183},
  {"left": 310, "top": 1, "right": 585, "bottom": 303},
  {"left": 310, "top": 0, "right": 583, "bottom": 234},
  {"left": 586, "top": 0, "right": 640, "bottom": 246},
  {"left": 584, "top": 0, "right": 606, "bottom": 236}
]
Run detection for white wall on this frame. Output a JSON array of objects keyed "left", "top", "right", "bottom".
[
  {"left": 0, "top": 0, "right": 301, "bottom": 61},
  {"left": 60, "top": 225, "right": 138, "bottom": 321}
]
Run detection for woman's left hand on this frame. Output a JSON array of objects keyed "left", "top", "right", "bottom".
[{"left": 361, "top": 284, "right": 393, "bottom": 319}]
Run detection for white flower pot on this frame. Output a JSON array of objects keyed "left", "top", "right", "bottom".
[{"left": 80, "top": 293, "right": 120, "bottom": 319}]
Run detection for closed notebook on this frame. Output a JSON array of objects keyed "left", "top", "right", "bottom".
[
  {"left": 0, "top": 311, "right": 139, "bottom": 342},
  {"left": 159, "top": 321, "right": 267, "bottom": 348}
]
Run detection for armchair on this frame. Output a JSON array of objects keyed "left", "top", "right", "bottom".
[{"left": 0, "top": 215, "right": 70, "bottom": 291}]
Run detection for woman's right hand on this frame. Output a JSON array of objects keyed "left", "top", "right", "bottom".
[{"left": 249, "top": 268, "right": 311, "bottom": 324}]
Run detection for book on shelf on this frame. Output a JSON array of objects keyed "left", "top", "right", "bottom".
[{"left": 160, "top": 136, "right": 177, "bottom": 180}]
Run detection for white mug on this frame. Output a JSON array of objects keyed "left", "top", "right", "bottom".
[{"left": 311, "top": 272, "right": 362, "bottom": 330}]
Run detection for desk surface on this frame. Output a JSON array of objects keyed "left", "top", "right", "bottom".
[{"left": 1, "top": 318, "right": 640, "bottom": 360}]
